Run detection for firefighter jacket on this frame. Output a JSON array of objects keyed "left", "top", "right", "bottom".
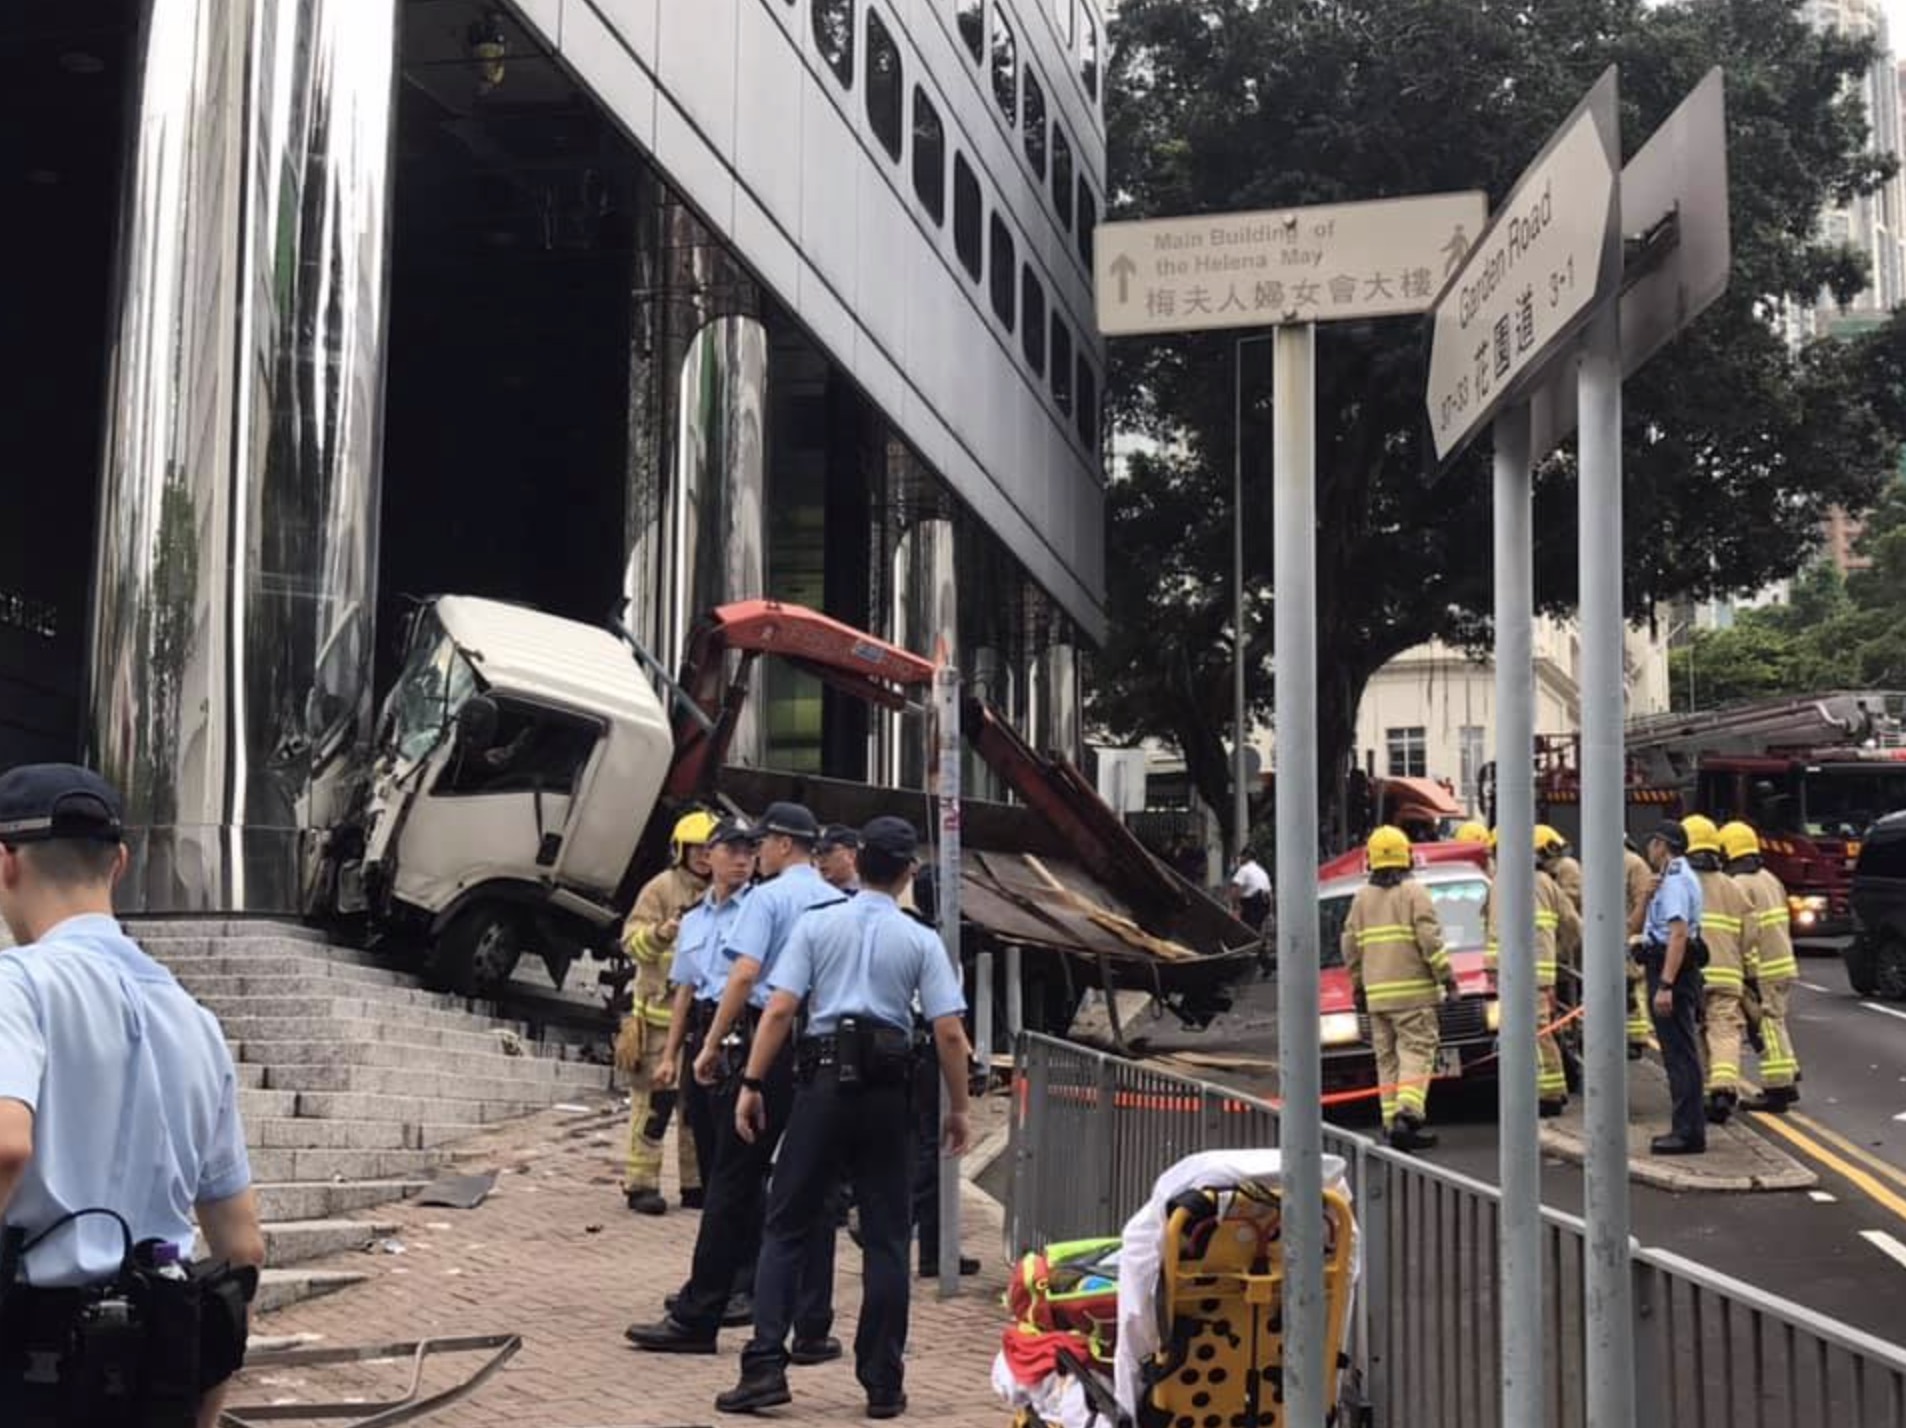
[
  {"left": 1551, "top": 855, "right": 1585, "bottom": 912},
  {"left": 1692, "top": 866, "right": 1757, "bottom": 995},
  {"left": 1624, "top": 850, "right": 1654, "bottom": 939},
  {"left": 623, "top": 865, "right": 710, "bottom": 1028},
  {"left": 1735, "top": 866, "right": 1798, "bottom": 985},
  {"left": 1343, "top": 877, "right": 1452, "bottom": 1013},
  {"left": 1484, "top": 870, "right": 1577, "bottom": 990}
]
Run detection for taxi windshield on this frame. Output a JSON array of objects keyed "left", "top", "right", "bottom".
[{"left": 1318, "top": 875, "right": 1490, "bottom": 967}]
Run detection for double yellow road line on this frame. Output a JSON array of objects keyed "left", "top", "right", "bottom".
[{"left": 1751, "top": 1106, "right": 1906, "bottom": 1225}]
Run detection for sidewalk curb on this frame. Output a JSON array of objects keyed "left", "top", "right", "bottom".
[{"left": 1538, "top": 1120, "right": 1817, "bottom": 1194}]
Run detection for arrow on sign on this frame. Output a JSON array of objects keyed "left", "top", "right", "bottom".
[{"left": 1109, "top": 254, "right": 1137, "bottom": 305}]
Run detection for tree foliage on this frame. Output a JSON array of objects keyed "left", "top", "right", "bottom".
[
  {"left": 1092, "top": 0, "right": 1902, "bottom": 847},
  {"left": 1673, "top": 479, "right": 1906, "bottom": 707}
]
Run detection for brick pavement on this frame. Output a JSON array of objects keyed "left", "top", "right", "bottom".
[{"left": 229, "top": 1098, "right": 1017, "bottom": 1428}]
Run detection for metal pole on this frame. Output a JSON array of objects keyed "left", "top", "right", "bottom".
[
  {"left": 1492, "top": 402, "right": 1542, "bottom": 1425},
  {"left": 1580, "top": 302, "right": 1635, "bottom": 1428},
  {"left": 975, "top": 951, "right": 995, "bottom": 1081},
  {"left": 1005, "top": 944, "right": 1024, "bottom": 1038},
  {"left": 1233, "top": 339, "right": 1251, "bottom": 862},
  {"left": 933, "top": 663, "right": 965, "bottom": 1298},
  {"left": 1272, "top": 321, "right": 1326, "bottom": 1427}
]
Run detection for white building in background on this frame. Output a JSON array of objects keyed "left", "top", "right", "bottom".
[{"left": 1352, "top": 620, "right": 1673, "bottom": 819}]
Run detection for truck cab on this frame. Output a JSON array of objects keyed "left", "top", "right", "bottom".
[{"left": 308, "top": 595, "right": 675, "bottom": 995}]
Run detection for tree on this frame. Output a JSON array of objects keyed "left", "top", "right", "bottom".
[{"left": 1092, "top": 0, "right": 1901, "bottom": 847}]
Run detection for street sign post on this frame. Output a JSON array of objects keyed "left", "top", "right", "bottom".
[
  {"left": 1427, "top": 65, "right": 1621, "bottom": 1428},
  {"left": 1092, "top": 186, "right": 1481, "bottom": 1428},
  {"left": 1095, "top": 191, "right": 1486, "bottom": 336},
  {"left": 1425, "top": 63, "right": 1731, "bottom": 1428},
  {"left": 1426, "top": 70, "right": 1622, "bottom": 466}
]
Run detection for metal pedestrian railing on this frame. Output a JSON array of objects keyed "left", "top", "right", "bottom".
[{"left": 1008, "top": 1032, "right": 1906, "bottom": 1427}]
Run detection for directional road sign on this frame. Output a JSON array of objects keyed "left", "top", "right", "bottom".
[
  {"left": 1528, "top": 68, "right": 1731, "bottom": 461},
  {"left": 1094, "top": 191, "right": 1486, "bottom": 337},
  {"left": 1426, "top": 67, "right": 1622, "bottom": 465}
]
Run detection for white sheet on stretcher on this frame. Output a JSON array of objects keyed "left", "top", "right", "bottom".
[{"left": 1111, "top": 1148, "right": 1360, "bottom": 1414}]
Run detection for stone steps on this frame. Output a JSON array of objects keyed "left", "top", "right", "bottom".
[{"left": 122, "top": 919, "right": 616, "bottom": 1318}]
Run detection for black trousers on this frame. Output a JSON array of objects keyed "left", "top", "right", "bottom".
[
  {"left": 1239, "top": 893, "right": 1270, "bottom": 931},
  {"left": 674, "top": 1045, "right": 831, "bottom": 1337},
  {"left": 1647, "top": 961, "right": 1707, "bottom": 1147},
  {"left": 742, "top": 1066, "right": 913, "bottom": 1397}
]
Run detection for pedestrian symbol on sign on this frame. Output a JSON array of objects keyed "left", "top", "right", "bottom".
[{"left": 1442, "top": 225, "right": 1471, "bottom": 277}]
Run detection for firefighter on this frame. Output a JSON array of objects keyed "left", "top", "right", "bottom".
[
  {"left": 1487, "top": 829, "right": 1580, "bottom": 1117},
  {"left": 1535, "top": 824, "right": 1586, "bottom": 1027},
  {"left": 1682, "top": 815, "right": 1758, "bottom": 1124},
  {"left": 1343, "top": 826, "right": 1459, "bottom": 1152},
  {"left": 1452, "top": 820, "right": 1490, "bottom": 846},
  {"left": 1540, "top": 826, "right": 1585, "bottom": 911},
  {"left": 1722, "top": 820, "right": 1801, "bottom": 1112},
  {"left": 617, "top": 809, "right": 717, "bottom": 1213},
  {"left": 1623, "top": 836, "right": 1656, "bottom": 1059}
]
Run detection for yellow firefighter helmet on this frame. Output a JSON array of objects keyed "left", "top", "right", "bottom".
[
  {"left": 1681, "top": 814, "right": 1722, "bottom": 857},
  {"left": 1367, "top": 825, "right": 1412, "bottom": 873},
  {"left": 671, "top": 809, "right": 720, "bottom": 864},
  {"left": 1718, "top": 820, "right": 1761, "bottom": 863}
]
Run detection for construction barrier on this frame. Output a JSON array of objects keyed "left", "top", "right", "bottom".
[{"left": 1009, "top": 1032, "right": 1906, "bottom": 1428}]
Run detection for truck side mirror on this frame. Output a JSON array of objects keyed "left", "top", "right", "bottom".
[{"left": 456, "top": 695, "right": 500, "bottom": 753}]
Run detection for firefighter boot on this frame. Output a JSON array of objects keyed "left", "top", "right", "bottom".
[
  {"left": 1704, "top": 1090, "right": 1737, "bottom": 1126},
  {"left": 1389, "top": 1115, "right": 1438, "bottom": 1153},
  {"left": 626, "top": 1187, "right": 668, "bottom": 1215},
  {"left": 1742, "top": 1085, "right": 1798, "bottom": 1114}
]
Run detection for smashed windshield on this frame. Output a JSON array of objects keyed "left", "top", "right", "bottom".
[
  {"left": 1318, "top": 875, "right": 1489, "bottom": 967},
  {"left": 1800, "top": 768, "right": 1906, "bottom": 840},
  {"left": 388, "top": 613, "right": 478, "bottom": 764}
]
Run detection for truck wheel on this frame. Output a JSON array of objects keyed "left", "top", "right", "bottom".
[
  {"left": 1874, "top": 933, "right": 1906, "bottom": 1002},
  {"left": 421, "top": 905, "right": 526, "bottom": 997}
]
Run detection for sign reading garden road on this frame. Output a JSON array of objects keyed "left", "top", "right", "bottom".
[{"left": 1425, "top": 67, "right": 1622, "bottom": 465}]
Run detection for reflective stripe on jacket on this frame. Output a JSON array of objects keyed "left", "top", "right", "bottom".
[
  {"left": 1343, "top": 879, "right": 1450, "bottom": 1013},
  {"left": 1694, "top": 868, "right": 1756, "bottom": 992},
  {"left": 1736, "top": 866, "right": 1797, "bottom": 983}
]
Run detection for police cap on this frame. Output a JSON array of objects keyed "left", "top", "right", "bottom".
[
  {"left": 815, "top": 823, "right": 862, "bottom": 855},
  {"left": 1648, "top": 820, "right": 1689, "bottom": 855},
  {"left": 757, "top": 801, "right": 820, "bottom": 843},
  {"left": 0, "top": 764, "right": 126, "bottom": 845},
  {"left": 707, "top": 816, "right": 760, "bottom": 848},
  {"left": 859, "top": 816, "right": 920, "bottom": 862}
]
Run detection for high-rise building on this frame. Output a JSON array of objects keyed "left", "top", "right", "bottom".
[
  {"left": 1807, "top": 0, "right": 1906, "bottom": 319},
  {"left": 5, "top": 0, "right": 1108, "bottom": 913}
]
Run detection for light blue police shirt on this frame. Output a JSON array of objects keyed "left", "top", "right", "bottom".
[
  {"left": 766, "top": 891, "right": 967, "bottom": 1034},
  {"left": 671, "top": 887, "right": 747, "bottom": 1003},
  {"left": 721, "top": 863, "right": 843, "bottom": 1009},
  {"left": 1642, "top": 856, "right": 1704, "bottom": 947},
  {"left": 0, "top": 914, "right": 252, "bottom": 1288}
]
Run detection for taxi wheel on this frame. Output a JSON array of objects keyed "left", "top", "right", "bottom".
[{"left": 422, "top": 904, "right": 527, "bottom": 997}]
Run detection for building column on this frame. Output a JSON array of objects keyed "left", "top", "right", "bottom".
[
  {"left": 872, "top": 446, "right": 957, "bottom": 789},
  {"left": 623, "top": 183, "right": 768, "bottom": 764},
  {"left": 89, "top": 0, "right": 397, "bottom": 913}
]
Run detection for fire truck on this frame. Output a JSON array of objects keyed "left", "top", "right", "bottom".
[{"left": 1535, "top": 692, "right": 1906, "bottom": 942}]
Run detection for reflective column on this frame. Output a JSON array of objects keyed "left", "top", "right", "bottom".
[
  {"left": 89, "top": 0, "right": 396, "bottom": 913},
  {"left": 623, "top": 182, "right": 768, "bottom": 763}
]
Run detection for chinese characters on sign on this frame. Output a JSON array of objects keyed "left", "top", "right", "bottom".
[{"left": 1095, "top": 192, "right": 1488, "bottom": 337}]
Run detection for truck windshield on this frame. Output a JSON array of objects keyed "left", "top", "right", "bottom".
[
  {"left": 388, "top": 615, "right": 478, "bottom": 764},
  {"left": 1318, "top": 875, "right": 1490, "bottom": 967},
  {"left": 1800, "top": 767, "right": 1906, "bottom": 840}
]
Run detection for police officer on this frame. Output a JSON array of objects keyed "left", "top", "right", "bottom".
[
  {"left": 617, "top": 810, "right": 715, "bottom": 1214},
  {"left": 1638, "top": 820, "right": 1706, "bottom": 1155},
  {"left": 627, "top": 801, "right": 841, "bottom": 1356},
  {"left": 655, "top": 818, "right": 758, "bottom": 1209},
  {"left": 1344, "top": 826, "right": 1458, "bottom": 1152},
  {"left": 815, "top": 825, "right": 861, "bottom": 893},
  {"left": 0, "top": 765, "right": 265, "bottom": 1427},
  {"left": 1721, "top": 821, "right": 1802, "bottom": 1112},
  {"left": 716, "top": 817, "right": 970, "bottom": 1419}
]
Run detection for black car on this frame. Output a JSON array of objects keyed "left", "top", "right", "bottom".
[{"left": 1847, "top": 809, "right": 1906, "bottom": 999}]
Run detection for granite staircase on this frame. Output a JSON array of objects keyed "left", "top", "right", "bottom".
[{"left": 130, "top": 920, "right": 617, "bottom": 1313}]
